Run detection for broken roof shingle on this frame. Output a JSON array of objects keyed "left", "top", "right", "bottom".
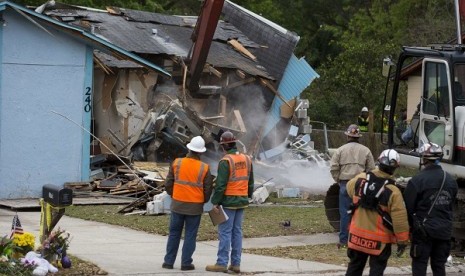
[
  {"left": 43, "top": 6, "right": 272, "bottom": 79},
  {"left": 222, "top": 1, "right": 300, "bottom": 84},
  {"left": 94, "top": 51, "right": 142, "bottom": 68}
]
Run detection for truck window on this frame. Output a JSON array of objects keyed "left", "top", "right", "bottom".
[
  {"left": 423, "top": 62, "right": 450, "bottom": 117},
  {"left": 424, "top": 120, "right": 445, "bottom": 146},
  {"left": 454, "top": 64, "right": 465, "bottom": 104}
]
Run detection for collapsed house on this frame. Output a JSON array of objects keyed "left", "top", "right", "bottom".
[
  {"left": 0, "top": 0, "right": 320, "bottom": 200},
  {"left": 41, "top": 0, "right": 319, "bottom": 164}
]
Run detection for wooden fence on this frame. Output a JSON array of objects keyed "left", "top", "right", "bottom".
[{"left": 311, "top": 129, "right": 386, "bottom": 158}]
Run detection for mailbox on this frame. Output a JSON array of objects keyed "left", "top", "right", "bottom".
[{"left": 42, "top": 184, "right": 73, "bottom": 206}]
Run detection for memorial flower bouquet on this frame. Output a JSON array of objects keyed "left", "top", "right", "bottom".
[{"left": 41, "top": 228, "right": 71, "bottom": 261}]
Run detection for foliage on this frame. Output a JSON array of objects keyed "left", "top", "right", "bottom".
[
  {"left": 40, "top": 228, "right": 71, "bottom": 261},
  {"left": 11, "top": 232, "right": 35, "bottom": 256},
  {"left": 0, "top": 259, "right": 35, "bottom": 276},
  {"left": 305, "top": 0, "right": 457, "bottom": 130},
  {"left": 16, "top": 0, "right": 201, "bottom": 15},
  {"left": 0, "top": 236, "right": 16, "bottom": 259},
  {"left": 0, "top": 235, "right": 36, "bottom": 276}
]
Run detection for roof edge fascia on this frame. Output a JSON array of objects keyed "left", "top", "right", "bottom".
[{"left": 0, "top": 1, "right": 171, "bottom": 78}]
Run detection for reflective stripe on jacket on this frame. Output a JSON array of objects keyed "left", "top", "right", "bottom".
[
  {"left": 222, "top": 153, "right": 251, "bottom": 196},
  {"left": 358, "top": 116, "right": 369, "bottom": 132},
  {"left": 347, "top": 170, "right": 409, "bottom": 255},
  {"left": 172, "top": 157, "right": 209, "bottom": 203}
]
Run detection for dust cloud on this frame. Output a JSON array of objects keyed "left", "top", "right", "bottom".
[
  {"left": 200, "top": 78, "right": 334, "bottom": 195},
  {"left": 254, "top": 158, "right": 334, "bottom": 195}
]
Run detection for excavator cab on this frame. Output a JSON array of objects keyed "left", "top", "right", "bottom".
[{"left": 384, "top": 46, "right": 465, "bottom": 178}]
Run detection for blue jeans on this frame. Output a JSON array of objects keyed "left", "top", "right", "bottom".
[
  {"left": 164, "top": 211, "right": 201, "bottom": 266},
  {"left": 216, "top": 208, "right": 244, "bottom": 267},
  {"left": 339, "top": 181, "right": 351, "bottom": 244}
]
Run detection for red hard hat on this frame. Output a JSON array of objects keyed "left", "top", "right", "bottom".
[
  {"left": 344, "top": 124, "right": 361, "bottom": 138},
  {"left": 220, "top": 131, "right": 236, "bottom": 144}
]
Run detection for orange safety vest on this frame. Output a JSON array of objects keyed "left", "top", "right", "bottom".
[
  {"left": 222, "top": 153, "right": 251, "bottom": 196},
  {"left": 172, "top": 158, "right": 209, "bottom": 203}
]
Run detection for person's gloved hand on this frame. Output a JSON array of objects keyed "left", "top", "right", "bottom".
[{"left": 396, "top": 244, "right": 407, "bottom": 257}]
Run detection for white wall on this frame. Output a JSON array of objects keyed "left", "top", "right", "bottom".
[
  {"left": 0, "top": 10, "right": 87, "bottom": 198},
  {"left": 407, "top": 75, "right": 422, "bottom": 120}
]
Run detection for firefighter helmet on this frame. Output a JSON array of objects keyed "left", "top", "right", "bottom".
[
  {"left": 419, "top": 142, "right": 443, "bottom": 160},
  {"left": 377, "top": 149, "right": 400, "bottom": 175}
]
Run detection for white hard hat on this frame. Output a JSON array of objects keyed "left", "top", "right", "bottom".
[
  {"left": 186, "top": 136, "right": 207, "bottom": 153},
  {"left": 361, "top": 107, "right": 368, "bottom": 112},
  {"left": 384, "top": 105, "right": 391, "bottom": 111}
]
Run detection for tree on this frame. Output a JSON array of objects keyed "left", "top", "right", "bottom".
[{"left": 306, "top": 0, "right": 457, "bottom": 130}]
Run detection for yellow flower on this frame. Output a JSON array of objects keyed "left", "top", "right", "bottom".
[{"left": 12, "top": 232, "right": 35, "bottom": 252}]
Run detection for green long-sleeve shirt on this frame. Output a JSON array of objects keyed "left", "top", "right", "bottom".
[{"left": 211, "top": 149, "right": 254, "bottom": 208}]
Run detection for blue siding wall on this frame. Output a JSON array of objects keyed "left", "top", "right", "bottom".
[
  {"left": 0, "top": 10, "right": 87, "bottom": 198},
  {"left": 262, "top": 54, "right": 319, "bottom": 136}
]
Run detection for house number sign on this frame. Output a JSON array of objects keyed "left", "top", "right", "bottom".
[{"left": 84, "top": 87, "right": 92, "bottom": 112}]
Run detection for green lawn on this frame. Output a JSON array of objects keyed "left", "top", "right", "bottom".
[
  {"left": 244, "top": 244, "right": 414, "bottom": 267},
  {"left": 65, "top": 201, "right": 334, "bottom": 241}
]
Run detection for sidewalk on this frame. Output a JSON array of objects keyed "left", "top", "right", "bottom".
[{"left": 1, "top": 209, "right": 463, "bottom": 275}]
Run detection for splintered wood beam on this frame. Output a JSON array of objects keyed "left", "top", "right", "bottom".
[
  {"left": 136, "top": 71, "right": 150, "bottom": 88},
  {"left": 236, "top": 69, "right": 246, "bottom": 79},
  {"left": 94, "top": 56, "right": 114, "bottom": 75},
  {"left": 224, "top": 77, "right": 255, "bottom": 90},
  {"left": 260, "top": 78, "right": 292, "bottom": 108},
  {"left": 228, "top": 39, "right": 257, "bottom": 61},
  {"left": 233, "top": 110, "right": 247, "bottom": 133},
  {"left": 220, "top": 95, "right": 227, "bottom": 113},
  {"left": 204, "top": 64, "right": 223, "bottom": 78}
]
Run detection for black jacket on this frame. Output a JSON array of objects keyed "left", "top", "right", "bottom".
[{"left": 403, "top": 164, "right": 458, "bottom": 240}]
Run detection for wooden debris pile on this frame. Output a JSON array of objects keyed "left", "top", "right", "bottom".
[{"left": 65, "top": 155, "right": 170, "bottom": 200}]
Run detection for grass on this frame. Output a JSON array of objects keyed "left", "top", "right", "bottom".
[
  {"left": 55, "top": 255, "right": 107, "bottom": 275},
  {"left": 65, "top": 202, "right": 334, "bottom": 241},
  {"left": 394, "top": 166, "right": 419, "bottom": 178},
  {"left": 243, "top": 244, "right": 413, "bottom": 267}
]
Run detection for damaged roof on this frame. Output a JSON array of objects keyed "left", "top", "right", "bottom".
[
  {"left": 0, "top": 1, "right": 170, "bottom": 77},
  {"left": 222, "top": 0, "right": 300, "bottom": 85},
  {"left": 43, "top": 4, "right": 273, "bottom": 79}
]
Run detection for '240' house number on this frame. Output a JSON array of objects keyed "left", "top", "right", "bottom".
[{"left": 84, "top": 87, "right": 91, "bottom": 112}]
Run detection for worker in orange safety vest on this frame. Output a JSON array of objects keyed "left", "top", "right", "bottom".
[
  {"left": 163, "top": 136, "right": 213, "bottom": 271},
  {"left": 206, "top": 131, "right": 254, "bottom": 273}
]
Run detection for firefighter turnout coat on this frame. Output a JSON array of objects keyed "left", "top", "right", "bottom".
[{"left": 347, "top": 169, "right": 409, "bottom": 255}]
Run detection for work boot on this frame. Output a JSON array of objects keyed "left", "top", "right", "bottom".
[
  {"left": 337, "top": 242, "right": 347, "bottom": 249},
  {"left": 181, "top": 264, "right": 195, "bottom": 271},
  {"left": 228, "top": 265, "right": 241, "bottom": 273},
  {"left": 205, "top": 264, "right": 227, "bottom": 272},
  {"left": 162, "top": 263, "right": 173, "bottom": 269}
]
